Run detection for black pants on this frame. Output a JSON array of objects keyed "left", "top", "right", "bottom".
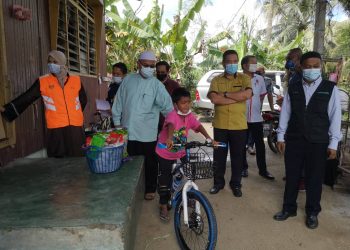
[
  {"left": 243, "top": 122, "right": 268, "bottom": 175},
  {"left": 157, "top": 156, "right": 186, "bottom": 205},
  {"left": 47, "top": 126, "right": 85, "bottom": 157},
  {"left": 127, "top": 140, "right": 158, "bottom": 193},
  {"left": 283, "top": 138, "right": 328, "bottom": 216},
  {"left": 213, "top": 128, "right": 247, "bottom": 189}
]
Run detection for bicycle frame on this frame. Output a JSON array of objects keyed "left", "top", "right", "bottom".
[
  {"left": 172, "top": 147, "right": 202, "bottom": 226},
  {"left": 158, "top": 141, "right": 226, "bottom": 228}
]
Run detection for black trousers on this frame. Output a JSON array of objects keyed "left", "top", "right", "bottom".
[
  {"left": 213, "top": 128, "right": 247, "bottom": 189},
  {"left": 157, "top": 156, "right": 174, "bottom": 205},
  {"left": 127, "top": 140, "right": 158, "bottom": 193},
  {"left": 47, "top": 126, "right": 85, "bottom": 157},
  {"left": 283, "top": 138, "right": 328, "bottom": 216},
  {"left": 243, "top": 122, "right": 268, "bottom": 175}
]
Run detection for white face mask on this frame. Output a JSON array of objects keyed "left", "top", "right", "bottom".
[
  {"left": 177, "top": 109, "right": 191, "bottom": 116},
  {"left": 249, "top": 64, "right": 257, "bottom": 73},
  {"left": 140, "top": 66, "right": 155, "bottom": 78},
  {"left": 112, "top": 76, "right": 123, "bottom": 83},
  {"left": 303, "top": 68, "right": 321, "bottom": 82},
  {"left": 48, "top": 63, "right": 61, "bottom": 74}
]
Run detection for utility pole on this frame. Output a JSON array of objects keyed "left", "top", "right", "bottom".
[{"left": 313, "top": 0, "right": 327, "bottom": 55}]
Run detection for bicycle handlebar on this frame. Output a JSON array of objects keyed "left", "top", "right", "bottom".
[{"left": 157, "top": 141, "right": 227, "bottom": 149}]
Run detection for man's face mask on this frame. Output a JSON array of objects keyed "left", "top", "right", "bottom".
[
  {"left": 303, "top": 68, "right": 321, "bottom": 82},
  {"left": 225, "top": 64, "right": 238, "bottom": 75},
  {"left": 248, "top": 64, "right": 257, "bottom": 73},
  {"left": 112, "top": 76, "right": 123, "bottom": 83},
  {"left": 48, "top": 63, "right": 61, "bottom": 75},
  {"left": 285, "top": 60, "right": 295, "bottom": 70},
  {"left": 140, "top": 66, "right": 155, "bottom": 78},
  {"left": 157, "top": 73, "right": 167, "bottom": 81}
]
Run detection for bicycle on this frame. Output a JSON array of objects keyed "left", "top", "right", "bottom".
[{"left": 158, "top": 140, "right": 226, "bottom": 250}]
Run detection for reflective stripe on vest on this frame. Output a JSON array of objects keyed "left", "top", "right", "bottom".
[
  {"left": 42, "top": 95, "right": 56, "bottom": 111},
  {"left": 39, "top": 74, "right": 84, "bottom": 129}
]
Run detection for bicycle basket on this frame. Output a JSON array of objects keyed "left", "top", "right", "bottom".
[
  {"left": 83, "top": 145, "right": 124, "bottom": 174},
  {"left": 183, "top": 152, "right": 214, "bottom": 180}
]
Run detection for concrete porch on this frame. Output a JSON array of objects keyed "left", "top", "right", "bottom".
[{"left": 0, "top": 156, "right": 144, "bottom": 250}]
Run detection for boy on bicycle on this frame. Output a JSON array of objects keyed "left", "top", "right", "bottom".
[{"left": 156, "top": 87, "right": 215, "bottom": 221}]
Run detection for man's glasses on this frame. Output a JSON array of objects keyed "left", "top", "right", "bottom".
[{"left": 139, "top": 62, "right": 155, "bottom": 68}]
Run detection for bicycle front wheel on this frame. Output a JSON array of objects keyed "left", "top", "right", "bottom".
[{"left": 174, "top": 189, "right": 217, "bottom": 250}]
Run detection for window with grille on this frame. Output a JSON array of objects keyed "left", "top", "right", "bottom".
[{"left": 57, "top": 0, "right": 96, "bottom": 75}]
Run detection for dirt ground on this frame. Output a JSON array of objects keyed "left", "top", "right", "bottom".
[{"left": 134, "top": 120, "right": 350, "bottom": 250}]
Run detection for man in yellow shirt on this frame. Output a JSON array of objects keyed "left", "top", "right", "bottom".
[{"left": 208, "top": 49, "right": 252, "bottom": 197}]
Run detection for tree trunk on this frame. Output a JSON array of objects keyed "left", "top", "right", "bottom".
[{"left": 266, "top": 0, "right": 275, "bottom": 43}]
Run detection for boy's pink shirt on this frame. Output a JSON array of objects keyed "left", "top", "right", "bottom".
[{"left": 156, "top": 110, "right": 201, "bottom": 160}]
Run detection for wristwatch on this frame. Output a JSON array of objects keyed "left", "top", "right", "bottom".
[{"left": 224, "top": 91, "right": 228, "bottom": 98}]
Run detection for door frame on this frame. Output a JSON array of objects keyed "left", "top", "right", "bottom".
[{"left": 0, "top": 1, "right": 16, "bottom": 149}]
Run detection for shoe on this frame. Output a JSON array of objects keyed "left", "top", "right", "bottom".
[
  {"left": 305, "top": 215, "right": 318, "bottom": 229},
  {"left": 298, "top": 179, "right": 306, "bottom": 192},
  {"left": 241, "top": 169, "right": 248, "bottom": 177},
  {"left": 159, "top": 204, "right": 170, "bottom": 222},
  {"left": 144, "top": 192, "right": 156, "bottom": 200},
  {"left": 259, "top": 171, "right": 275, "bottom": 180},
  {"left": 232, "top": 187, "right": 242, "bottom": 197},
  {"left": 273, "top": 211, "right": 297, "bottom": 221},
  {"left": 209, "top": 186, "right": 223, "bottom": 194},
  {"left": 247, "top": 146, "right": 256, "bottom": 155}
]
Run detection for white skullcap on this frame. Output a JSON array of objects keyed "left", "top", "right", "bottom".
[{"left": 139, "top": 51, "right": 156, "bottom": 61}]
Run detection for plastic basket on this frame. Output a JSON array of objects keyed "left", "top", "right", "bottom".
[
  {"left": 84, "top": 145, "right": 124, "bottom": 174},
  {"left": 183, "top": 152, "right": 214, "bottom": 180}
]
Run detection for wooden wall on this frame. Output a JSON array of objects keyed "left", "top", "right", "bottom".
[{"left": 0, "top": 0, "right": 107, "bottom": 167}]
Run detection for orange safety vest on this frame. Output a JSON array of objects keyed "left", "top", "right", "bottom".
[{"left": 39, "top": 74, "right": 84, "bottom": 129}]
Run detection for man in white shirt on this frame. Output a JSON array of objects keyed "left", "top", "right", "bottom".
[
  {"left": 241, "top": 55, "right": 275, "bottom": 180},
  {"left": 273, "top": 51, "right": 342, "bottom": 229}
]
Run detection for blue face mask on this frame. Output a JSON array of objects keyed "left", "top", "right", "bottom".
[
  {"left": 285, "top": 60, "right": 295, "bottom": 70},
  {"left": 303, "top": 68, "right": 321, "bottom": 82},
  {"left": 48, "top": 63, "right": 61, "bottom": 75},
  {"left": 140, "top": 66, "right": 155, "bottom": 79},
  {"left": 225, "top": 64, "right": 238, "bottom": 75}
]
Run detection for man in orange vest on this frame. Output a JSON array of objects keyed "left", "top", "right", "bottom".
[{"left": 0, "top": 50, "right": 87, "bottom": 157}]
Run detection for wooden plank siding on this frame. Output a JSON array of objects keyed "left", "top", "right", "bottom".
[{"left": 0, "top": 0, "right": 107, "bottom": 167}]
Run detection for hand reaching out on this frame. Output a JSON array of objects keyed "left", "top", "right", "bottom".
[{"left": 166, "top": 138, "right": 173, "bottom": 150}]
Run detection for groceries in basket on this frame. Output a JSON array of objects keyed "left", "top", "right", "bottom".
[
  {"left": 85, "top": 128, "right": 127, "bottom": 148},
  {"left": 83, "top": 128, "right": 128, "bottom": 174}
]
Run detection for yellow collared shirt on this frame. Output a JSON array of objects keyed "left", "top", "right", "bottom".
[{"left": 208, "top": 73, "right": 251, "bottom": 130}]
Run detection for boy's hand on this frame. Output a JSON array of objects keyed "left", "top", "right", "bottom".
[
  {"left": 166, "top": 138, "right": 173, "bottom": 150},
  {"left": 0, "top": 106, "right": 5, "bottom": 112},
  {"left": 212, "top": 140, "right": 219, "bottom": 148}
]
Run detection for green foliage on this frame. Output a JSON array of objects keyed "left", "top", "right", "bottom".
[
  {"left": 104, "top": 0, "right": 350, "bottom": 93},
  {"left": 105, "top": 0, "right": 227, "bottom": 95},
  {"left": 338, "top": 0, "right": 350, "bottom": 15}
]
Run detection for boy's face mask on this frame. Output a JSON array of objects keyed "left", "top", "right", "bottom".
[{"left": 177, "top": 109, "right": 191, "bottom": 116}]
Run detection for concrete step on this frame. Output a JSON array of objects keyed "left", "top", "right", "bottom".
[{"left": 0, "top": 156, "right": 144, "bottom": 250}]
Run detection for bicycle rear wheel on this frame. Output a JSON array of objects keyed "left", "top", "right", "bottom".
[{"left": 174, "top": 189, "right": 217, "bottom": 250}]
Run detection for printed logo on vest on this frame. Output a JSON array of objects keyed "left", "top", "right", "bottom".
[{"left": 317, "top": 91, "right": 329, "bottom": 95}]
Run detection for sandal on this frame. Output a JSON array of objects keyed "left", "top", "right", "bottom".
[
  {"left": 144, "top": 192, "right": 156, "bottom": 200},
  {"left": 159, "top": 205, "right": 170, "bottom": 222}
]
